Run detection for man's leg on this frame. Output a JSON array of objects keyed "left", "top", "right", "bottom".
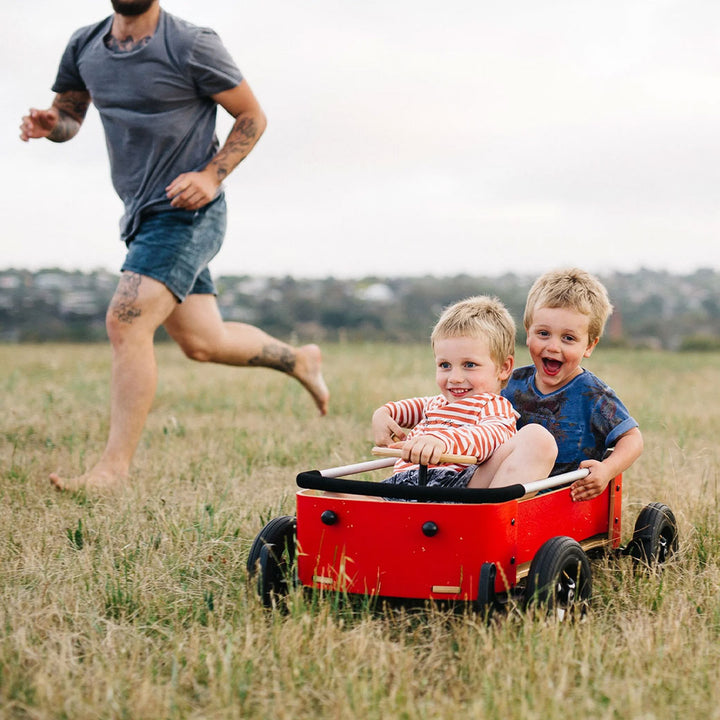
[
  {"left": 163, "top": 294, "right": 329, "bottom": 415},
  {"left": 467, "top": 424, "right": 558, "bottom": 489},
  {"left": 50, "top": 273, "right": 177, "bottom": 491}
]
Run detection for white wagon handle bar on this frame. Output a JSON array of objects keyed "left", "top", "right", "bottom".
[
  {"left": 371, "top": 446, "right": 591, "bottom": 493},
  {"left": 318, "top": 446, "right": 591, "bottom": 494}
]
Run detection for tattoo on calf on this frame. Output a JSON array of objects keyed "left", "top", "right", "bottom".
[
  {"left": 248, "top": 345, "right": 296, "bottom": 373},
  {"left": 111, "top": 273, "right": 142, "bottom": 324}
]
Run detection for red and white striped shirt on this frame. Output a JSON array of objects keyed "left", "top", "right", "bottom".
[{"left": 384, "top": 393, "right": 518, "bottom": 473}]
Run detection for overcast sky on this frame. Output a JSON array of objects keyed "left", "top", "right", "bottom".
[{"left": 4, "top": 0, "right": 719, "bottom": 278}]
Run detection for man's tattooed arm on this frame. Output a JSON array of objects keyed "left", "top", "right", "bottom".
[
  {"left": 48, "top": 91, "right": 91, "bottom": 143},
  {"left": 204, "top": 113, "right": 260, "bottom": 183}
]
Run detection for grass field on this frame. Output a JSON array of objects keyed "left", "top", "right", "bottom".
[{"left": 1, "top": 342, "right": 719, "bottom": 719}]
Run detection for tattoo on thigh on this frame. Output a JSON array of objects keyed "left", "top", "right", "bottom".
[
  {"left": 248, "top": 344, "right": 296, "bottom": 373},
  {"left": 111, "top": 273, "right": 142, "bottom": 324}
]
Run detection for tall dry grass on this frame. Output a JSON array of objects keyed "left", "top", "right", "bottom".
[{"left": 1, "top": 343, "right": 719, "bottom": 719}]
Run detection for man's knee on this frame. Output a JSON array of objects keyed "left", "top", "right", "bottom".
[
  {"left": 105, "top": 273, "right": 174, "bottom": 346},
  {"left": 171, "top": 330, "right": 216, "bottom": 362},
  {"left": 106, "top": 303, "right": 138, "bottom": 345},
  {"left": 179, "top": 339, "right": 213, "bottom": 362}
]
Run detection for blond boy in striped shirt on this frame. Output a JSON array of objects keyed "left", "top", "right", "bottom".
[{"left": 373, "top": 296, "right": 557, "bottom": 490}]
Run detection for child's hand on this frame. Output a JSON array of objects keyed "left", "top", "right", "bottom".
[
  {"left": 371, "top": 407, "right": 407, "bottom": 447},
  {"left": 400, "top": 435, "right": 447, "bottom": 466},
  {"left": 570, "top": 460, "right": 613, "bottom": 502}
]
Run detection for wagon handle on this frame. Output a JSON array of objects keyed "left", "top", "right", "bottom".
[{"left": 371, "top": 446, "right": 478, "bottom": 466}]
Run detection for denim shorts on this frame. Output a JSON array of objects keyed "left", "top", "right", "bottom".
[
  {"left": 383, "top": 464, "right": 478, "bottom": 489},
  {"left": 121, "top": 194, "right": 227, "bottom": 301}
]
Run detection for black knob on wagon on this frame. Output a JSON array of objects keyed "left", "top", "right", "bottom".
[
  {"left": 422, "top": 521, "right": 438, "bottom": 537},
  {"left": 321, "top": 510, "right": 338, "bottom": 525}
]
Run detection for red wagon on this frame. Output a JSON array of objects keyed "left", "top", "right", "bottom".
[{"left": 248, "top": 450, "right": 678, "bottom": 613}]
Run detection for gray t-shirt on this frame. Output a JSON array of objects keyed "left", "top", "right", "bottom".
[{"left": 52, "top": 9, "right": 243, "bottom": 241}]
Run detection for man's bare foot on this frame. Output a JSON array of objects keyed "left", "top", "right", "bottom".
[
  {"left": 49, "top": 466, "right": 128, "bottom": 492},
  {"left": 294, "top": 344, "right": 330, "bottom": 415}
]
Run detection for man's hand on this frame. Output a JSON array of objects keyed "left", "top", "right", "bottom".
[
  {"left": 166, "top": 168, "right": 219, "bottom": 210},
  {"left": 20, "top": 92, "right": 89, "bottom": 143},
  {"left": 20, "top": 107, "right": 59, "bottom": 141}
]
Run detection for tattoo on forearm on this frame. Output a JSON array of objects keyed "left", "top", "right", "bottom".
[
  {"left": 233, "top": 116, "right": 258, "bottom": 143},
  {"left": 48, "top": 117, "right": 79, "bottom": 143},
  {"left": 111, "top": 273, "right": 142, "bottom": 324},
  {"left": 248, "top": 344, "right": 296, "bottom": 373},
  {"left": 55, "top": 92, "right": 90, "bottom": 120},
  {"left": 208, "top": 115, "right": 259, "bottom": 181},
  {"left": 48, "top": 91, "right": 90, "bottom": 142}
]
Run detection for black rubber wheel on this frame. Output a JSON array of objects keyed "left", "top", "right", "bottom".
[
  {"left": 628, "top": 502, "right": 678, "bottom": 567},
  {"left": 524, "top": 536, "right": 592, "bottom": 617},
  {"left": 246, "top": 516, "right": 296, "bottom": 607},
  {"left": 474, "top": 562, "right": 498, "bottom": 616}
]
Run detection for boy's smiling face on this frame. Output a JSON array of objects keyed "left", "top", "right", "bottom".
[
  {"left": 434, "top": 335, "right": 513, "bottom": 403},
  {"left": 526, "top": 306, "right": 599, "bottom": 394}
]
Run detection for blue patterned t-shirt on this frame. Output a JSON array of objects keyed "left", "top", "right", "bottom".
[{"left": 501, "top": 365, "right": 638, "bottom": 476}]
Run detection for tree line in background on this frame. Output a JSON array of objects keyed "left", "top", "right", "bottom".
[{"left": 1, "top": 267, "right": 719, "bottom": 351}]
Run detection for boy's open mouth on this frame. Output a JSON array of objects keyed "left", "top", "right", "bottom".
[{"left": 542, "top": 358, "right": 563, "bottom": 375}]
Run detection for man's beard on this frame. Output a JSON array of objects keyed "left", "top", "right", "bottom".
[{"left": 111, "top": 0, "right": 156, "bottom": 17}]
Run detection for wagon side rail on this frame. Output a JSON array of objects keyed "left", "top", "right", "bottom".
[{"left": 296, "top": 456, "right": 590, "bottom": 505}]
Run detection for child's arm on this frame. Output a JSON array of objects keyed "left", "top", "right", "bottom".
[
  {"left": 372, "top": 397, "right": 430, "bottom": 447},
  {"left": 405, "top": 402, "right": 517, "bottom": 467},
  {"left": 570, "top": 427, "right": 644, "bottom": 502},
  {"left": 371, "top": 406, "right": 408, "bottom": 447},
  {"left": 438, "top": 417, "right": 516, "bottom": 463}
]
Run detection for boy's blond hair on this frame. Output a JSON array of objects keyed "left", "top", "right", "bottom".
[
  {"left": 431, "top": 295, "right": 516, "bottom": 372},
  {"left": 523, "top": 268, "right": 613, "bottom": 343}
]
